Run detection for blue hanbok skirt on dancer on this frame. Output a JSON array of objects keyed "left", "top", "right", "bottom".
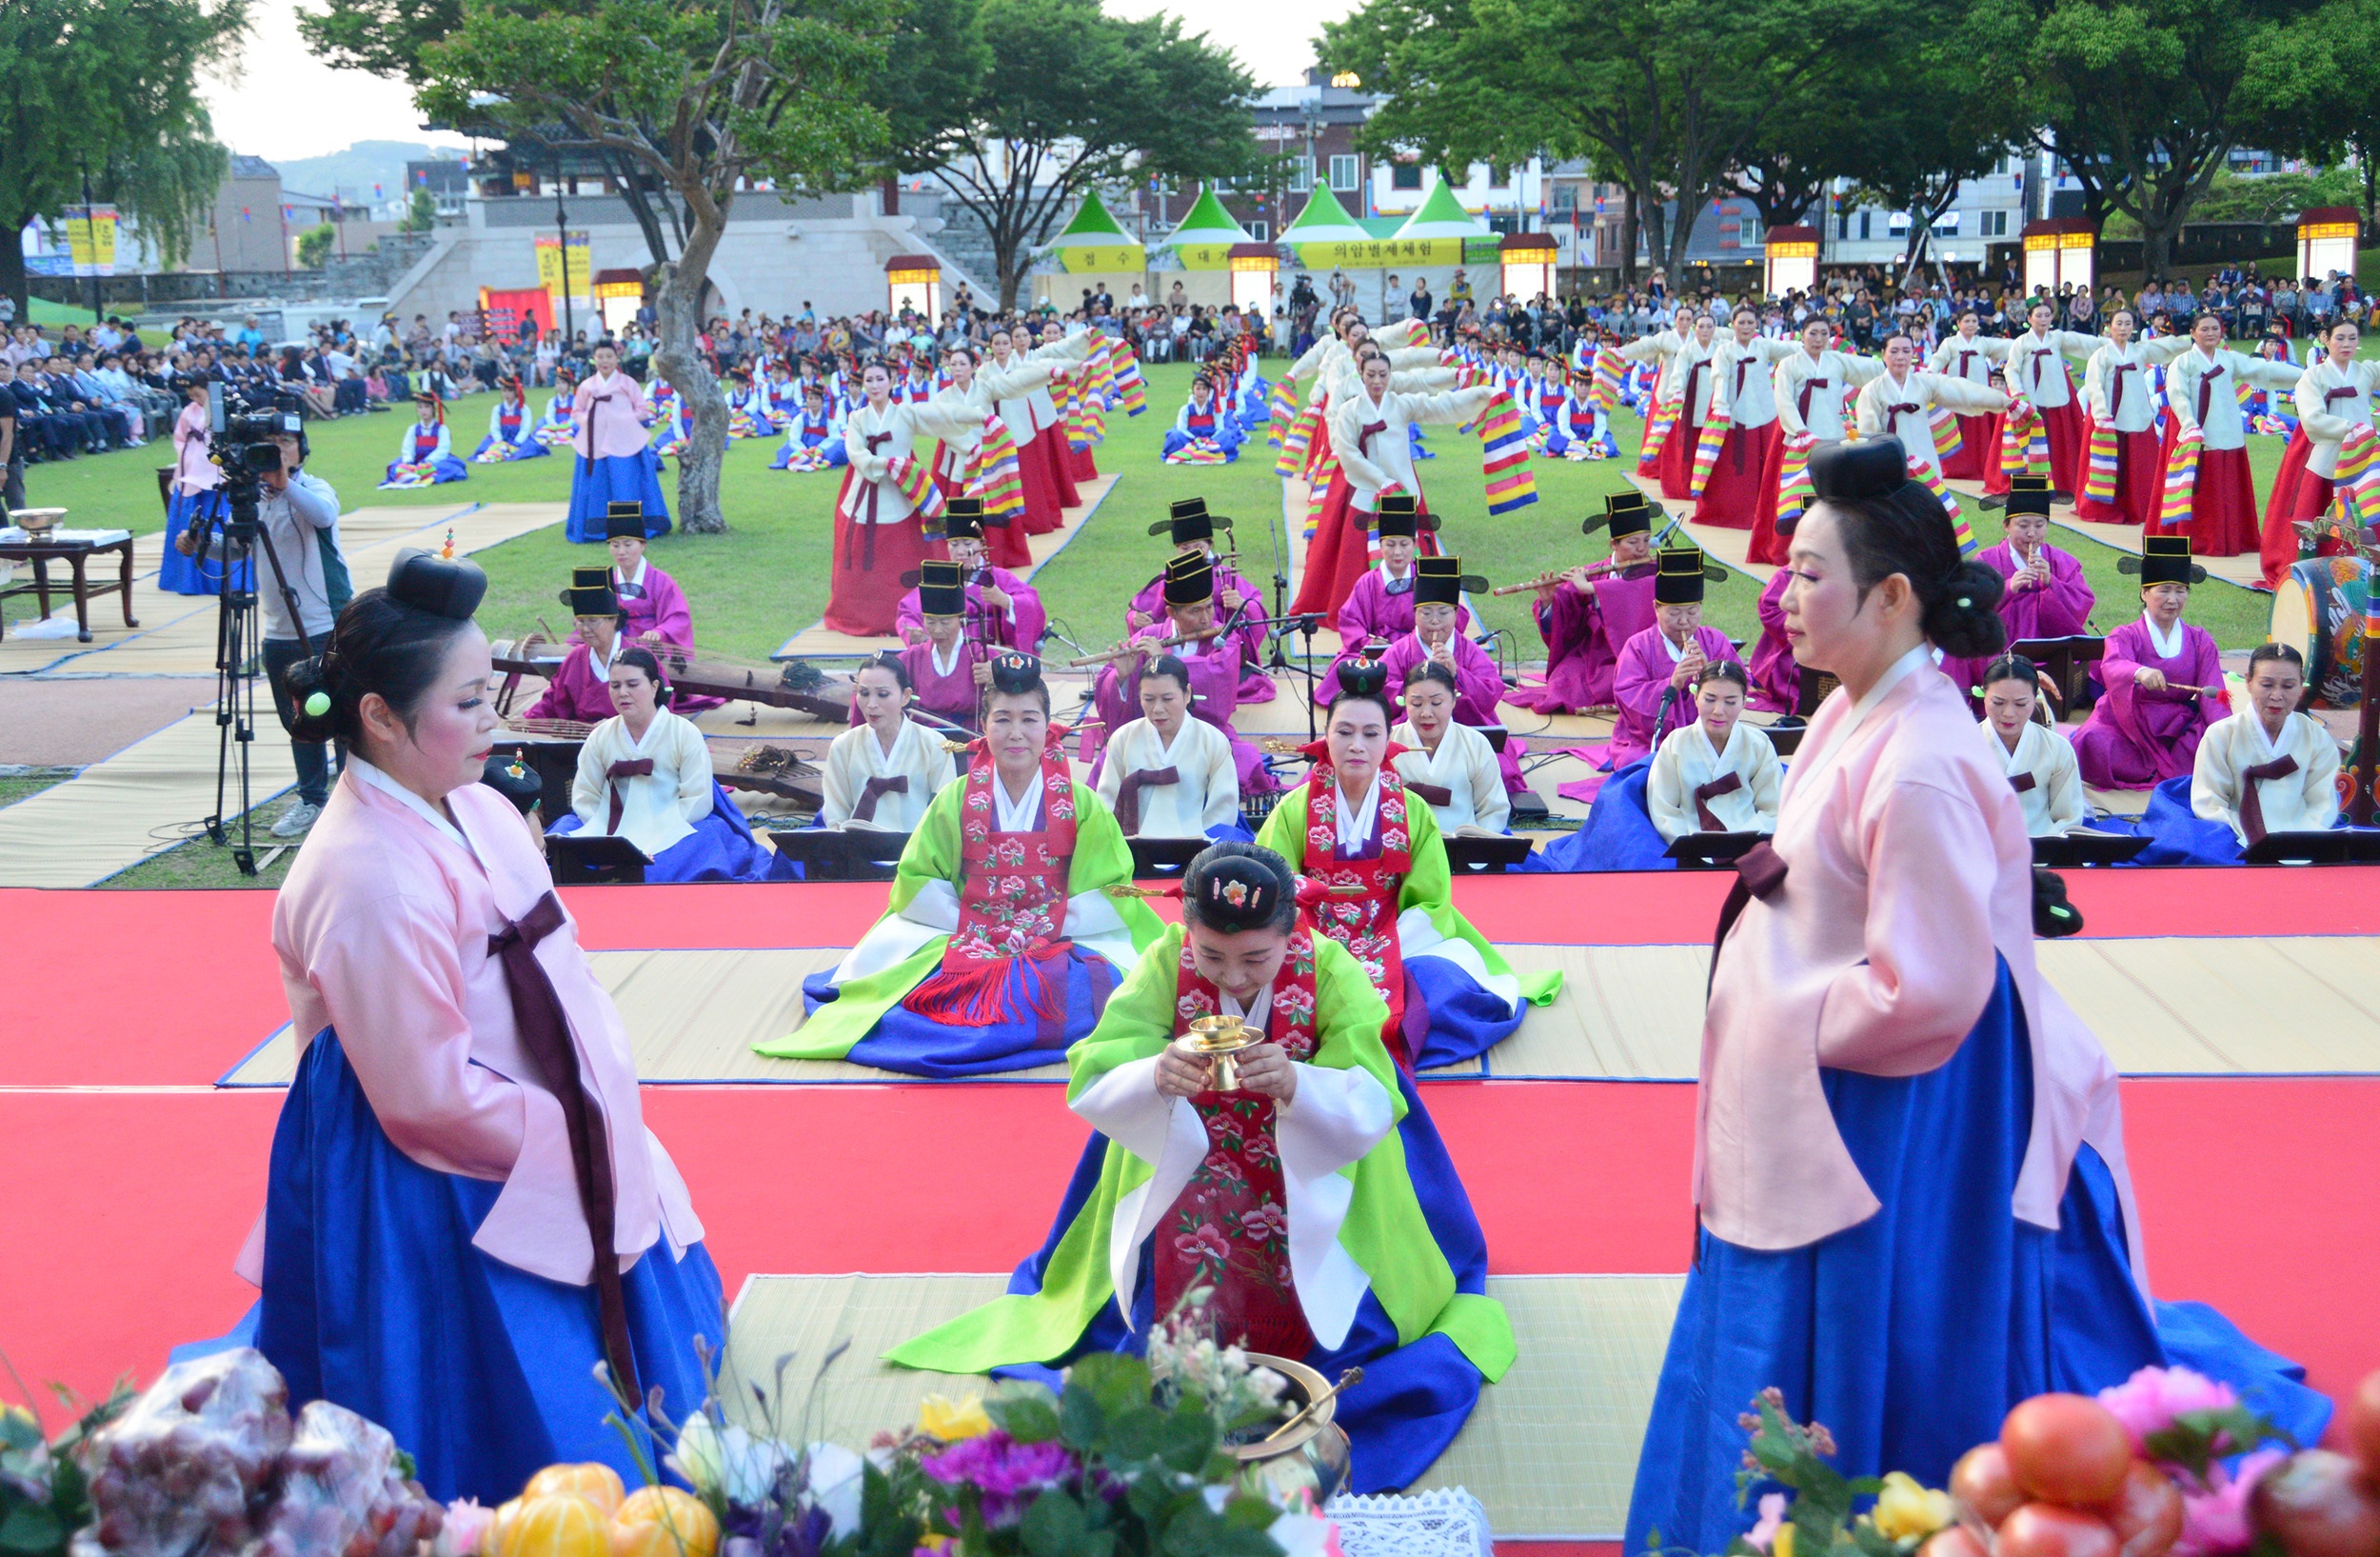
[
  {"left": 1625, "top": 957, "right": 2332, "bottom": 1555},
  {"left": 548, "top": 779, "right": 777, "bottom": 882},
  {"left": 801, "top": 948, "right": 1125, "bottom": 1078},
  {"left": 382, "top": 453, "right": 469, "bottom": 487},
  {"left": 1525, "top": 758, "right": 1675, "bottom": 873},
  {"left": 567, "top": 449, "right": 672, "bottom": 543},
  {"left": 156, "top": 489, "right": 253, "bottom": 595},
  {"left": 472, "top": 434, "right": 551, "bottom": 461},
  {"left": 994, "top": 1068, "right": 1491, "bottom": 1494},
  {"left": 252, "top": 1030, "right": 723, "bottom": 1506}
]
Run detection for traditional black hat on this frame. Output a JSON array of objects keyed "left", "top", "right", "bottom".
[
  {"left": 918, "top": 558, "right": 967, "bottom": 617},
  {"left": 561, "top": 562, "right": 620, "bottom": 615},
  {"left": 2004, "top": 472, "right": 2053, "bottom": 519},
  {"left": 1163, "top": 550, "right": 1215, "bottom": 607},
  {"left": 604, "top": 500, "right": 648, "bottom": 541},
  {"left": 1373, "top": 491, "right": 1439, "bottom": 539},
  {"left": 1654, "top": 547, "right": 1707, "bottom": 606},
  {"left": 481, "top": 752, "right": 544, "bottom": 816},
  {"left": 1414, "top": 554, "right": 1486, "bottom": 606},
  {"left": 1592, "top": 489, "right": 1661, "bottom": 539},
  {"left": 389, "top": 549, "right": 486, "bottom": 620},
  {"left": 988, "top": 651, "right": 1042, "bottom": 695},
  {"left": 1150, "top": 495, "right": 1232, "bottom": 544},
  {"left": 2121, "top": 534, "right": 2207, "bottom": 587},
  {"left": 942, "top": 496, "right": 986, "bottom": 540}
]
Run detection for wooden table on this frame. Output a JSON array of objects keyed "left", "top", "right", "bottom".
[{"left": 0, "top": 531, "right": 139, "bottom": 643}]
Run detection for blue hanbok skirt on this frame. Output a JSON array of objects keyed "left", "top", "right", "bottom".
[
  {"left": 471, "top": 434, "right": 551, "bottom": 461},
  {"left": 382, "top": 454, "right": 469, "bottom": 486},
  {"left": 801, "top": 947, "right": 1124, "bottom": 1078},
  {"left": 567, "top": 449, "right": 672, "bottom": 542},
  {"left": 994, "top": 1068, "right": 1491, "bottom": 1494},
  {"left": 1624, "top": 958, "right": 2331, "bottom": 1555},
  {"left": 156, "top": 489, "right": 252, "bottom": 595},
  {"left": 1407, "top": 959, "right": 1524, "bottom": 1071},
  {"left": 548, "top": 780, "right": 776, "bottom": 882},
  {"left": 1526, "top": 758, "right": 1675, "bottom": 873},
  {"left": 254, "top": 1030, "right": 724, "bottom": 1506}
]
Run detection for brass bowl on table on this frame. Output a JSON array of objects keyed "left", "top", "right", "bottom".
[
  {"left": 8, "top": 509, "right": 66, "bottom": 537},
  {"left": 1231, "top": 1354, "right": 1350, "bottom": 1503},
  {"left": 1182, "top": 1014, "right": 1261, "bottom": 1091}
]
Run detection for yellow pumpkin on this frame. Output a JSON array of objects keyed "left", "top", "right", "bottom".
[
  {"left": 487, "top": 1493, "right": 614, "bottom": 1557},
  {"left": 525, "top": 1464, "right": 628, "bottom": 1518},
  {"left": 611, "top": 1487, "right": 721, "bottom": 1557}
]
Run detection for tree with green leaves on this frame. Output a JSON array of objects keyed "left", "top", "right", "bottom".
[
  {"left": 1326, "top": 0, "right": 1893, "bottom": 282},
  {"left": 401, "top": 187, "right": 440, "bottom": 232},
  {"left": 316, "top": 0, "right": 892, "bottom": 535},
  {"left": 0, "top": 0, "right": 245, "bottom": 321},
  {"left": 2241, "top": 0, "right": 2380, "bottom": 229},
  {"left": 296, "top": 223, "right": 338, "bottom": 269},
  {"left": 881, "top": 0, "right": 1256, "bottom": 310},
  {"left": 1973, "top": 0, "right": 2318, "bottom": 279}
]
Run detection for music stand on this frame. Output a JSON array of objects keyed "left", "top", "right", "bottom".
[
  {"left": 1663, "top": 830, "right": 1765, "bottom": 868},
  {"left": 1795, "top": 668, "right": 1841, "bottom": 716},
  {"left": 1756, "top": 717, "right": 1809, "bottom": 757},
  {"left": 1441, "top": 834, "right": 1536, "bottom": 872},
  {"left": 767, "top": 828, "right": 912, "bottom": 880},
  {"left": 2032, "top": 831, "right": 2151, "bottom": 868},
  {"left": 1128, "top": 836, "right": 1209, "bottom": 877},
  {"left": 2010, "top": 636, "right": 2105, "bottom": 711},
  {"left": 2242, "top": 829, "right": 2380, "bottom": 865},
  {"left": 547, "top": 833, "right": 649, "bottom": 884}
]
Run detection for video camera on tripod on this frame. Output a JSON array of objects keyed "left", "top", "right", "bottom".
[{"left": 204, "top": 384, "right": 308, "bottom": 538}]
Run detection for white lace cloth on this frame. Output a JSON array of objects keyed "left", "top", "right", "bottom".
[{"left": 1324, "top": 1487, "right": 1494, "bottom": 1557}]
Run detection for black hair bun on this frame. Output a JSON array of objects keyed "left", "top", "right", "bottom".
[
  {"left": 1810, "top": 438, "right": 1910, "bottom": 503},
  {"left": 1182, "top": 842, "right": 1299, "bottom": 934},
  {"left": 1336, "top": 660, "right": 1389, "bottom": 702},
  {"left": 988, "top": 651, "right": 1043, "bottom": 695},
  {"left": 387, "top": 549, "right": 487, "bottom": 621},
  {"left": 1926, "top": 558, "right": 2010, "bottom": 660}
]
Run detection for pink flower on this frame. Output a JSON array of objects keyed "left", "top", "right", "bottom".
[
  {"left": 2098, "top": 1367, "right": 2240, "bottom": 1454},
  {"left": 1745, "top": 1493, "right": 1790, "bottom": 1553},
  {"left": 1242, "top": 1134, "right": 1279, "bottom": 1168},
  {"left": 1240, "top": 1200, "right": 1289, "bottom": 1241},
  {"left": 1178, "top": 994, "right": 1214, "bottom": 1020},
  {"left": 919, "top": 1432, "right": 1079, "bottom": 1527},
  {"left": 1175, "top": 1223, "right": 1229, "bottom": 1264},
  {"left": 2172, "top": 1449, "right": 2284, "bottom": 1557}
]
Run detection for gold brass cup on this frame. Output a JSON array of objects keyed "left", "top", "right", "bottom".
[{"left": 1182, "top": 1014, "right": 1260, "bottom": 1092}]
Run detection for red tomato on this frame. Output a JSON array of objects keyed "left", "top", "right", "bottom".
[
  {"left": 1954, "top": 1444, "right": 2028, "bottom": 1527},
  {"left": 2251, "top": 1450, "right": 2380, "bottom": 1557},
  {"left": 1999, "top": 1504, "right": 2121, "bottom": 1557},
  {"left": 2348, "top": 1372, "right": 2380, "bottom": 1484},
  {"left": 2003, "top": 1395, "right": 2134, "bottom": 1506},
  {"left": 2097, "top": 1461, "right": 2185, "bottom": 1557}
]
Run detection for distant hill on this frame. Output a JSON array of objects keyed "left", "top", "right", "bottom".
[{"left": 263, "top": 139, "right": 470, "bottom": 215}]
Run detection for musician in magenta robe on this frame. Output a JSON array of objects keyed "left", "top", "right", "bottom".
[
  {"left": 883, "top": 561, "right": 994, "bottom": 731},
  {"left": 1093, "top": 551, "right": 1276, "bottom": 796},
  {"left": 1126, "top": 498, "right": 1274, "bottom": 704},
  {"left": 2071, "top": 537, "right": 2224, "bottom": 788},
  {"left": 599, "top": 503, "right": 723, "bottom": 714},
  {"left": 1374, "top": 556, "right": 1525, "bottom": 794},
  {"left": 1747, "top": 569, "right": 1798, "bottom": 713},
  {"left": 899, "top": 499, "right": 1045, "bottom": 651},
  {"left": 1978, "top": 477, "right": 2096, "bottom": 643},
  {"left": 1505, "top": 490, "right": 1658, "bottom": 714},
  {"left": 524, "top": 575, "right": 634, "bottom": 725},
  {"left": 1319, "top": 496, "right": 1473, "bottom": 705},
  {"left": 1610, "top": 549, "right": 1738, "bottom": 768}
]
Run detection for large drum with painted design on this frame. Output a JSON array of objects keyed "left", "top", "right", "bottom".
[{"left": 2268, "top": 555, "right": 2373, "bottom": 708}]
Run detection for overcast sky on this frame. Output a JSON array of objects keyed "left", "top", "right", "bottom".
[{"left": 202, "top": 0, "right": 1328, "bottom": 162}]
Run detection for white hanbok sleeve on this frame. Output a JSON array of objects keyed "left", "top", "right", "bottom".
[
  {"left": 571, "top": 725, "right": 611, "bottom": 828},
  {"left": 1199, "top": 723, "right": 1242, "bottom": 833},
  {"left": 2190, "top": 719, "right": 2246, "bottom": 841},
  {"left": 671, "top": 716, "right": 713, "bottom": 821},
  {"left": 1465, "top": 729, "right": 1509, "bottom": 833},
  {"left": 2041, "top": 728, "right": 2087, "bottom": 835},
  {"left": 820, "top": 732, "right": 861, "bottom": 827},
  {"left": 1745, "top": 729, "right": 1782, "bottom": 832},
  {"left": 1644, "top": 729, "right": 1696, "bottom": 842}
]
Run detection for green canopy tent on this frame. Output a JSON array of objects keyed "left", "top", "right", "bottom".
[
  {"left": 1149, "top": 187, "right": 1261, "bottom": 310},
  {"left": 1032, "top": 190, "right": 1146, "bottom": 308}
]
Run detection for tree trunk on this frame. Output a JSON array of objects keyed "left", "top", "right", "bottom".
[
  {"left": 997, "top": 235, "right": 1022, "bottom": 312},
  {"left": 1665, "top": 190, "right": 1701, "bottom": 281},
  {"left": 2139, "top": 212, "right": 2176, "bottom": 282},
  {"left": 1618, "top": 187, "right": 1639, "bottom": 284},
  {"left": 0, "top": 236, "right": 27, "bottom": 329},
  {"left": 655, "top": 217, "right": 729, "bottom": 535}
]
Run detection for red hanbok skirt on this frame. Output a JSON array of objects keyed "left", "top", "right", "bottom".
[
  {"left": 2260, "top": 429, "right": 2346, "bottom": 588},
  {"left": 2068, "top": 424, "right": 2162, "bottom": 528},
  {"left": 1941, "top": 412, "right": 1996, "bottom": 480},
  {"left": 2148, "top": 427, "right": 2259, "bottom": 556},
  {"left": 1291, "top": 468, "right": 1375, "bottom": 621},
  {"left": 825, "top": 476, "right": 930, "bottom": 636},
  {"left": 1657, "top": 411, "right": 1704, "bottom": 500},
  {"left": 1981, "top": 397, "right": 2086, "bottom": 496},
  {"left": 1017, "top": 429, "right": 1070, "bottom": 536},
  {"left": 1694, "top": 422, "right": 1780, "bottom": 530},
  {"left": 934, "top": 469, "right": 1033, "bottom": 571}
]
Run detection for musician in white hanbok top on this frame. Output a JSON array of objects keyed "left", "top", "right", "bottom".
[
  {"left": 1997, "top": 301, "right": 2105, "bottom": 498},
  {"left": 1697, "top": 309, "right": 1796, "bottom": 529},
  {"left": 2075, "top": 310, "right": 2189, "bottom": 526},
  {"left": 1978, "top": 656, "right": 2087, "bottom": 838},
  {"left": 1094, "top": 654, "right": 1242, "bottom": 839},
  {"left": 2262, "top": 319, "right": 2380, "bottom": 586},
  {"left": 1644, "top": 662, "right": 1779, "bottom": 842},
  {"left": 2191, "top": 644, "right": 2341, "bottom": 848},
  {"left": 1854, "top": 334, "right": 2009, "bottom": 477},
  {"left": 1927, "top": 310, "right": 2011, "bottom": 480},
  {"left": 2154, "top": 312, "right": 2303, "bottom": 556},
  {"left": 561, "top": 649, "right": 772, "bottom": 881},
  {"left": 822, "top": 653, "right": 958, "bottom": 831},
  {"left": 1392, "top": 662, "right": 1510, "bottom": 835},
  {"left": 831, "top": 363, "right": 987, "bottom": 636}
]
